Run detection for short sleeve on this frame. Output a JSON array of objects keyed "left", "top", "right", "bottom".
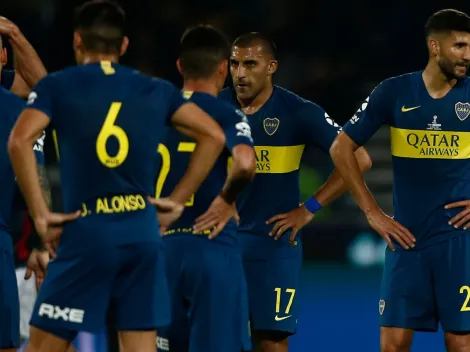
[
  {"left": 163, "top": 80, "right": 187, "bottom": 124},
  {"left": 342, "top": 80, "right": 392, "bottom": 146},
  {"left": 26, "top": 76, "right": 54, "bottom": 121},
  {"left": 298, "top": 102, "right": 342, "bottom": 153},
  {"left": 33, "top": 131, "right": 46, "bottom": 165},
  {"left": 1, "top": 69, "right": 15, "bottom": 90},
  {"left": 221, "top": 108, "right": 254, "bottom": 151}
]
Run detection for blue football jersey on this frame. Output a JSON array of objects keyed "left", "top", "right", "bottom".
[
  {"left": 219, "top": 85, "right": 341, "bottom": 258},
  {"left": 26, "top": 61, "right": 186, "bottom": 221},
  {"left": 158, "top": 91, "right": 254, "bottom": 246},
  {"left": 343, "top": 72, "right": 470, "bottom": 249},
  {"left": 0, "top": 87, "right": 44, "bottom": 237}
]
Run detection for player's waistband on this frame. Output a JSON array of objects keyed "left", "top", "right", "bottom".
[
  {"left": 162, "top": 226, "right": 213, "bottom": 238},
  {"left": 80, "top": 193, "right": 150, "bottom": 218}
]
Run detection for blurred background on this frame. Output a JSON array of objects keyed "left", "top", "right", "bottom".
[{"left": 2, "top": 0, "right": 470, "bottom": 350}]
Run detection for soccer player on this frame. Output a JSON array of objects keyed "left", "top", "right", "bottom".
[
  {"left": 0, "top": 18, "right": 49, "bottom": 352},
  {"left": 213, "top": 33, "right": 371, "bottom": 351},
  {"left": 8, "top": 1, "right": 226, "bottom": 352},
  {"left": 330, "top": 9, "right": 470, "bottom": 352},
  {"left": 156, "top": 25, "right": 255, "bottom": 352},
  {"left": 0, "top": 16, "right": 47, "bottom": 97},
  {"left": 0, "top": 76, "right": 47, "bottom": 352}
]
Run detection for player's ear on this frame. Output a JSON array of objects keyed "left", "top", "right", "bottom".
[
  {"left": 73, "top": 32, "right": 83, "bottom": 53},
  {"left": 267, "top": 60, "right": 278, "bottom": 75},
  {"left": 176, "top": 59, "right": 183, "bottom": 75},
  {"left": 218, "top": 59, "right": 228, "bottom": 77},
  {"left": 120, "top": 37, "right": 129, "bottom": 57},
  {"left": 428, "top": 37, "right": 440, "bottom": 57}
]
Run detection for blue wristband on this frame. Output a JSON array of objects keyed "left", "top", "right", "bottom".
[{"left": 303, "top": 196, "right": 322, "bottom": 214}]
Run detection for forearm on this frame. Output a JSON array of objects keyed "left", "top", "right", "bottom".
[
  {"left": 37, "top": 164, "right": 52, "bottom": 209},
  {"left": 170, "top": 138, "right": 224, "bottom": 205},
  {"left": 8, "top": 141, "right": 49, "bottom": 220},
  {"left": 330, "top": 142, "right": 379, "bottom": 214},
  {"left": 315, "top": 147, "right": 372, "bottom": 206},
  {"left": 9, "top": 27, "right": 47, "bottom": 88},
  {"left": 220, "top": 162, "right": 254, "bottom": 204}
]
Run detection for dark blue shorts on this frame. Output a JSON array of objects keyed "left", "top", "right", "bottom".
[
  {"left": 30, "top": 208, "right": 170, "bottom": 341},
  {"left": 158, "top": 236, "right": 251, "bottom": 352},
  {"left": 244, "top": 255, "right": 302, "bottom": 334},
  {"left": 0, "top": 232, "right": 20, "bottom": 348},
  {"left": 380, "top": 233, "right": 470, "bottom": 332}
]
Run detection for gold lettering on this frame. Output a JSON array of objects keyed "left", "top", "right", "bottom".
[{"left": 94, "top": 194, "right": 147, "bottom": 215}]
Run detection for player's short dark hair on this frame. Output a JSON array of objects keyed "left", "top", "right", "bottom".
[
  {"left": 232, "top": 32, "right": 277, "bottom": 58},
  {"left": 425, "top": 9, "right": 470, "bottom": 38},
  {"left": 74, "top": 0, "right": 126, "bottom": 55},
  {"left": 179, "top": 25, "right": 230, "bottom": 79}
]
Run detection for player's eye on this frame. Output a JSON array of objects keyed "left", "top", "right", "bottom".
[
  {"left": 245, "top": 61, "right": 257, "bottom": 67},
  {"left": 455, "top": 42, "right": 467, "bottom": 49},
  {"left": 230, "top": 60, "right": 239, "bottom": 67}
]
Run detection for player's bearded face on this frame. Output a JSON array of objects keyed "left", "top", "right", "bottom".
[
  {"left": 230, "top": 46, "right": 270, "bottom": 100},
  {"left": 437, "top": 33, "right": 470, "bottom": 80}
]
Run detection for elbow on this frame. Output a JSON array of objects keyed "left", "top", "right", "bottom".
[
  {"left": 232, "top": 145, "right": 256, "bottom": 181},
  {"left": 7, "top": 133, "right": 23, "bottom": 159},
  {"left": 329, "top": 138, "right": 342, "bottom": 164},
  {"left": 238, "top": 150, "right": 256, "bottom": 181},
  {"left": 211, "top": 129, "right": 226, "bottom": 151},
  {"left": 357, "top": 147, "right": 373, "bottom": 172}
]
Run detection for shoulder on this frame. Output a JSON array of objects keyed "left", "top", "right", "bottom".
[
  {"left": 193, "top": 92, "right": 246, "bottom": 123},
  {"left": 219, "top": 87, "right": 236, "bottom": 103},
  {"left": 0, "top": 86, "right": 24, "bottom": 113},
  {"left": 273, "top": 86, "right": 328, "bottom": 118},
  {"left": 0, "top": 87, "right": 24, "bottom": 124},
  {"left": 371, "top": 72, "right": 418, "bottom": 96}
]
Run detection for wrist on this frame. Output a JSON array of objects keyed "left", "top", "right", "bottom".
[{"left": 303, "top": 196, "right": 322, "bottom": 214}]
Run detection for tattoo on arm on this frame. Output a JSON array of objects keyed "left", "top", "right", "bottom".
[{"left": 37, "top": 165, "right": 51, "bottom": 209}]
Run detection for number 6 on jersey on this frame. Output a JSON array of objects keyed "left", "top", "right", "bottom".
[{"left": 96, "top": 102, "right": 129, "bottom": 168}]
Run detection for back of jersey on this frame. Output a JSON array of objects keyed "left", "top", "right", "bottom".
[
  {"left": 158, "top": 91, "right": 253, "bottom": 246},
  {"left": 27, "top": 61, "right": 185, "bottom": 213}
]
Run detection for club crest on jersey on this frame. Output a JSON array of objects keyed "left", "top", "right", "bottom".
[
  {"left": 379, "top": 299, "right": 385, "bottom": 315},
  {"left": 455, "top": 102, "right": 470, "bottom": 121},
  {"left": 263, "top": 118, "right": 280, "bottom": 136}
]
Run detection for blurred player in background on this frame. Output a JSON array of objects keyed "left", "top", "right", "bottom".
[
  {"left": 0, "top": 17, "right": 47, "bottom": 97},
  {"left": 0, "top": 17, "right": 49, "bottom": 352},
  {"left": 8, "top": 1, "right": 226, "bottom": 351},
  {"left": 330, "top": 9, "right": 470, "bottom": 352},
  {"left": 157, "top": 25, "right": 255, "bottom": 352},
  {"left": 214, "top": 33, "right": 371, "bottom": 351}
]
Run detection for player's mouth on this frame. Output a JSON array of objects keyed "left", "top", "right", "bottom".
[{"left": 236, "top": 83, "right": 249, "bottom": 89}]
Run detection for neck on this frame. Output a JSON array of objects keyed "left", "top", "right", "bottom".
[
  {"left": 182, "top": 78, "right": 219, "bottom": 97},
  {"left": 82, "top": 53, "right": 119, "bottom": 65},
  {"left": 422, "top": 59, "right": 457, "bottom": 94},
  {"left": 237, "top": 84, "right": 273, "bottom": 112}
]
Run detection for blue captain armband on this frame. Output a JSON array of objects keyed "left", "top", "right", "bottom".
[{"left": 303, "top": 196, "right": 322, "bottom": 214}]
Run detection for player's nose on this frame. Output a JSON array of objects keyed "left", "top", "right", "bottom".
[{"left": 235, "top": 65, "right": 247, "bottom": 79}]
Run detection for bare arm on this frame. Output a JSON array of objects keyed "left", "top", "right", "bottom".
[
  {"left": 220, "top": 144, "right": 256, "bottom": 204},
  {"left": 8, "top": 109, "right": 51, "bottom": 220},
  {"left": 38, "top": 164, "right": 52, "bottom": 209},
  {"left": 314, "top": 146, "right": 372, "bottom": 207},
  {"left": 169, "top": 102, "right": 226, "bottom": 205},
  {"left": 329, "top": 132, "right": 379, "bottom": 215},
  {"left": 1, "top": 19, "right": 47, "bottom": 97}
]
